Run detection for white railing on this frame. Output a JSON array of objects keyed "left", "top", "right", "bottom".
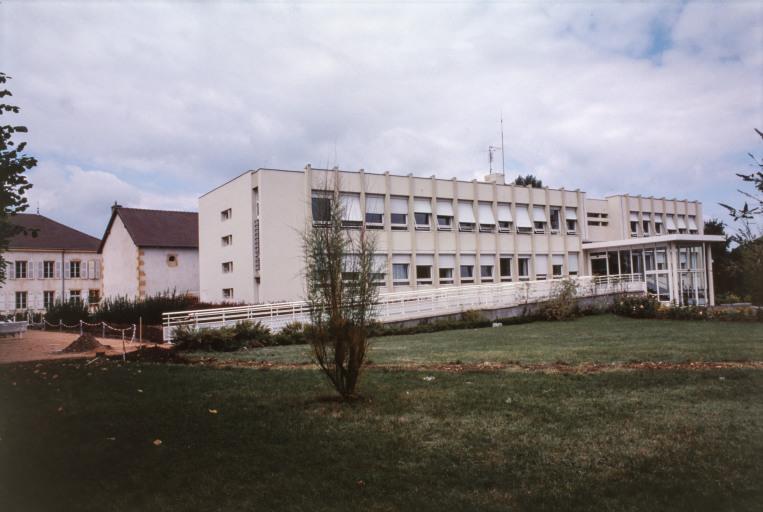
[{"left": 162, "top": 274, "right": 645, "bottom": 341}]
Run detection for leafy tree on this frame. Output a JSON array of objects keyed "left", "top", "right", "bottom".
[
  {"left": 720, "top": 128, "right": 763, "bottom": 221},
  {"left": 302, "top": 175, "right": 379, "bottom": 399},
  {"left": 513, "top": 174, "right": 543, "bottom": 188},
  {"left": 703, "top": 218, "right": 734, "bottom": 297},
  {"left": 0, "top": 72, "right": 36, "bottom": 283}
]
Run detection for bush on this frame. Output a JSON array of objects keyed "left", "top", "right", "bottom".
[
  {"left": 612, "top": 294, "right": 762, "bottom": 322},
  {"left": 612, "top": 295, "right": 661, "bottom": 319},
  {"left": 173, "top": 321, "right": 272, "bottom": 351},
  {"left": 96, "top": 293, "right": 199, "bottom": 325},
  {"left": 542, "top": 279, "right": 579, "bottom": 321},
  {"left": 273, "top": 321, "right": 312, "bottom": 346},
  {"left": 44, "top": 300, "right": 91, "bottom": 325}
]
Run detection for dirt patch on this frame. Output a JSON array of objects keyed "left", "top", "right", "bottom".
[
  {"left": 115, "top": 345, "right": 190, "bottom": 364},
  {"left": 61, "top": 334, "right": 112, "bottom": 353}
]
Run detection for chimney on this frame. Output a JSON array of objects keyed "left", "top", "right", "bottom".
[{"left": 111, "top": 201, "right": 122, "bottom": 213}]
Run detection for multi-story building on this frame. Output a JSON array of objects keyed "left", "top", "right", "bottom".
[
  {"left": 98, "top": 205, "right": 199, "bottom": 300},
  {"left": 198, "top": 166, "right": 723, "bottom": 307},
  {"left": 0, "top": 213, "right": 102, "bottom": 313}
]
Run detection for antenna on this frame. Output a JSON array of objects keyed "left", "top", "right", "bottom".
[
  {"left": 500, "top": 112, "right": 505, "bottom": 174},
  {"left": 488, "top": 145, "right": 499, "bottom": 173},
  {"left": 36, "top": 201, "right": 40, "bottom": 214}
]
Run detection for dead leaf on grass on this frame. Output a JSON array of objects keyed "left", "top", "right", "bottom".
[
  {"left": 208, "top": 409, "right": 218, "bottom": 414},
  {"left": 153, "top": 439, "right": 162, "bottom": 446}
]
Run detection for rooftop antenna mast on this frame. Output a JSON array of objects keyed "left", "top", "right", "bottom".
[
  {"left": 488, "top": 145, "right": 499, "bottom": 173},
  {"left": 500, "top": 112, "right": 505, "bottom": 174}
]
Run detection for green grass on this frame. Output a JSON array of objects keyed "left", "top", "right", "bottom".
[
  {"left": 1, "top": 315, "right": 762, "bottom": 511},
  {"left": 200, "top": 314, "right": 763, "bottom": 365}
]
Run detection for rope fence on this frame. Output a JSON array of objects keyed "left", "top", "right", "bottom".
[{"left": 27, "top": 315, "right": 137, "bottom": 341}]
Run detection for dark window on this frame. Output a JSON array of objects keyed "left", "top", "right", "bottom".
[{"left": 311, "top": 196, "right": 332, "bottom": 223}]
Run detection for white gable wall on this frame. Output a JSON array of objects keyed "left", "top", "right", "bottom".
[
  {"left": 101, "top": 216, "right": 139, "bottom": 299},
  {"left": 141, "top": 247, "right": 199, "bottom": 297}
]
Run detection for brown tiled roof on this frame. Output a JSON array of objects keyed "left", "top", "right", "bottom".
[
  {"left": 6, "top": 214, "right": 100, "bottom": 252},
  {"left": 98, "top": 207, "right": 198, "bottom": 252}
]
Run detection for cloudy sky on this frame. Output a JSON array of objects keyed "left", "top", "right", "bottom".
[{"left": 2, "top": 0, "right": 762, "bottom": 236}]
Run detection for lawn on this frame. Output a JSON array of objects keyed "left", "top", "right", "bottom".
[
  {"left": 202, "top": 314, "right": 763, "bottom": 365},
  {"left": 1, "top": 315, "right": 762, "bottom": 512}
]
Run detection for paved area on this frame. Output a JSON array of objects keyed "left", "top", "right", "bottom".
[{"left": 0, "top": 329, "right": 144, "bottom": 364}]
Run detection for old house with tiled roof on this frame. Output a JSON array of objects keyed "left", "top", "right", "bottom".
[
  {"left": 98, "top": 205, "right": 199, "bottom": 300},
  {"left": 0, "top": 213, "right": 102, "bottom": 313}
]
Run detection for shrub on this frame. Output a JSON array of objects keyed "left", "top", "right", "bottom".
[
  {"left": 542, "top": 279, "right": 579, "bottom": 321},
  {"left": 173, "top": 321, "right": 272, "bottom": 351},
  {"left": 44, "top": 300, "right": 91, "bottom": 325},
  {"left": 460, "top": 309, "right": 489, "bottom": 326},
  {"left": 611, "top": 295, "right": 660, "bottom": 319},
  {"left": 96, "top": 293, "right": 199, "bottom": 325},
  {"left": 273, "top": 321, "right": 311, "bottom": 346}
]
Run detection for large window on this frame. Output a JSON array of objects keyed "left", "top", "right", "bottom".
[
  {"left": 311, "top": 191, "right": 332, "bottom": 224},
  {"left": 69, "top": 261, "right": 81, "bottom": 279},
  {"left": 457, "top": 201, "right": 476, "bottom": 232},
  {"left": 15, "top": 291, "right": 27, "bottom": 310},
  {"left": 591, "top": 252, "right": 607, "bottom": 275},
  {"left": 44, "top": 291, "right": 55, "bottom": 309},
  {"left": 676, "top": 215, "right": 687, "bottom": 234},
  {"left": 438, "top": 254, "right": 455, "bottom": 284},
  {"left": 415, "top": 254, "right": 433, "bottom": 284},
  {"left": 532, "top": 206, "right": 547, "bottom": 234},
  {"left": 478, "top": 202, "right": 495, "bottom": 233},
  {"left": 459, "top": 254, "right": 475, "bottom": 283},
  {"left": 340, "top": 194, "right": 363, "bottom": 228},
  {"left": 365, "top": 195, "right": 385, "bottom": 228},
  {"left": 413, "top": 198, "right": 432, "bottom": 230},
  {"left": 392, "top": 254, "right": 410, "bottom": 284},
  {"left": 44, "top": 260, "right": 55, "bottom": 279},
  {"left": 69, "top": 290, "right": 81, "bottom": 304},
  {"left": 549, "top": 207, "right": 561, "bottom": 233},
  {"left": 390, "top": 197, "right": 409, "bottom": 229},
  {"left": 499, "top": 256, "right": 512, "bottom": 282},
  {"left": 436, "top": 199, "right": 454, "bottom": 230},
  {"left": 15, "top": 261, "right": 27, "bottom": 279},
  {"left": 497, "top": 203, "right": 513, "bottom": 232}
]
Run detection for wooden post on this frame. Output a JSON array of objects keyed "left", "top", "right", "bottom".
[{"left": 121, "top": 330, "right": 126, "bottom": 362}]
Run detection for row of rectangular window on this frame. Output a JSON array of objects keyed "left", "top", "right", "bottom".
[
  {"left": 5, "top": 260, "right": 100, "bottom": 280},
  {"left": 312, "top": 192, "right": 579, "bottom": 235},
  {"left": 9, "top": 290, "right": 100, "bottom": 310},
  {"left": 629, "top": 212, "right": 699, "bottom": 237}
]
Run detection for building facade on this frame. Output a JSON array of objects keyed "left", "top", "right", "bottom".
[
  {"left": 98, "top": 206, "right": 199, "bottom": 300},
  {"left": 0, "top": 214, "right": 102, "bottom": 313},
  {"left": 198, "top": 166, "right": 723, "bottom": 306}
]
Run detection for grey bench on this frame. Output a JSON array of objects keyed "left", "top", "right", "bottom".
[{"left": 0, "top": 321, "right": 28, "bottom": 338}]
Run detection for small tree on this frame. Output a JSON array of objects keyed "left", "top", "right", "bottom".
[
  {"left": 513, "top": 174, "right": 544, "bottom": 188},
  {"left": 0, "top": 72, "right": 36, "bottom": 283},
  {"left": 302, "top": 176, "right": 379, "bottom": 399}
]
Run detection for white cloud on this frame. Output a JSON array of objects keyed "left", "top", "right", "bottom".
[{"left": 1, "top": 0, "right": 762, "bottom": 231}]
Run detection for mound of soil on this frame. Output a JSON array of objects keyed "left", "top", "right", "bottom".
[
  {"left": 61, "top": 334, "right": 112, "bottom": 353},
  {"left": 119, "top": 345, "right": 189, "bottom": 364}
]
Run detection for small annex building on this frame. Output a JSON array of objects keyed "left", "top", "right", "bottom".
[
  {"left": 98, "top": 205, "right": 199, "bottom": 300},
  {"left": 0, "top": 213, "right": 101, "bottom": 313}
]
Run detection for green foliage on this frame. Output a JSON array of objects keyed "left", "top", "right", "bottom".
[
  {"left": 612, "top": 294, "right": 762, "bottom": 322},
  {"left": 513, "top": 174, "right": 543, "bottom": 188},
  {"left": 542, "top": 279, "right": 579, "bottom": 321},
  {"left": 612, "top": 295, "right": 661, "bottom": 319},
  {"left": 95, "top": 293, "right": 199, "bottom": 325},
  {"left": 460, "top": 309, "right": 487, "bottom": 324},
  {"left": 0, "top": 72, "right": 36, "bottom": 284},
  {"left": 719, "top": 128, "right": 763, "bottom": 221},
  {"left": 173, "top": 321, "right": 273, "bottom": 352},
  {"left": 44, "top": 300, "right": 91, "bottom": 325},
  {"left": 272, "top": 321, "right": 313, "bottom": 346}
]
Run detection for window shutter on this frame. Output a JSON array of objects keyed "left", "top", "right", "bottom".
[
  {"left": 497, "top": 204, "right": 513, "bottom": 222},
  {"left": 55, "top": 261, "right": 61, "bottom": 279},
  {"left": 8, "top": 262, "right": 15, "bottom": 280},
  {"left": 436, "top": 199, "right": 454, "bottom": 216},
  {"left": 568, "top": 253, "right": 579, "bottom": 273},
  {"left": 390, "top": 197, "right": 408, "bottom": 215},
  {"left": 413, "top": 198, "right": 432, "bottom": 214},
  {"left": 515, "top": 206, "right": 532, "bottom": 228},
  {"left": 365, "top": 195, "right": 384, "bottom": 215},
  {"left": 457, "top": 201, "right": 475, "bottom": 223},
  {"left": 88, "top": 260, "right": 96, "bottom": 280},
  {"left": 438, "top": 254, "right": 455, "bottom": 268},
  {"left": 37, "top": 261, "right": 43, "bottom": 279},
  {"left": 27, "top": 261, "right": 34, "bottom": 279},
  {"left": 64, "top": 262, "right": 71, "bottom": 279},
  {"left": 478, "top": 203, "right": 495, "bottom": 224},
  {"left": 415, "top": 254, "right": 434, "bottom": 266},
  {"left": 81, "top": 261, "right": 88, "bottom": 279},
  {"left": 535, "top": 255, "right": 549, "bottom": 274},
  {"left": 94, "top": 260, "right": 101, "bottom": 279},
  {"left": 532, "top": 206, "right": 547, "bottom": 222}
]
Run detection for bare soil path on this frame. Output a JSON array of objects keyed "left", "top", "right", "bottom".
[{"left": 0, "top": 329, "right": 145, "bottom": 364}]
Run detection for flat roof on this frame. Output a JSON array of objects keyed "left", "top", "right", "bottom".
[{"left": 582, "top": 234, "right": 725, "bottom": 251}]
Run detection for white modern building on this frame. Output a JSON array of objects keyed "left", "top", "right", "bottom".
[
  {"left": 98, "top": 205, "right": 199, "bottom": 300},
  {"left": 0, "top": 213, "right": 102, "bottom": 313},
  {"left": 198, "top": 166, "right": 723, "bottom": 307}
]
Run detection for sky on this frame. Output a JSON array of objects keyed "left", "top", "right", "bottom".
[{"left": 1, "top": 0, "right": 762, "bottom": 237}]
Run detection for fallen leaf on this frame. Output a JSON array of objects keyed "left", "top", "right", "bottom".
[
  {"left": 153, "top": 439, "right": 162, "bottom": 446},
  {"left": 208, "top": 409, "right": 218, "bottom": 414},
  {"left": 356, "top": 480, "right": 366, "bottom": 489},
  {"left": 137, "top": 389, "right": 143, "bottom": 393},
  {"left": 57, "top": 406, "right": 64, "bottom": 413}
]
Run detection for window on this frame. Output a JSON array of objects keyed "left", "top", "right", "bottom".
[
  {"left": 591, "top": 252, "right": 608, "bottom": 275},
  {"left": 340, "top": 193, "right": 362, "bottom": 228},
  {"left": 221, "top": 235, "right": 233, "bottom": 246},
  {"left": 15, "top": 261, "right": 27, "bottom": 279},
  {"left": 631, "top": 250, "right": 643, "bottom": 275},
  {"left": 43, "top": 291, "right": 55, "bottom": 309},
  {"left": 69, "top": 290, "right": 81, "bottom": 304},
  {"left": 88, "top": 289, "right": 100, "bottom": 304},
  {"left": 479, "top": 254, "right": 494, "bottom": 281},
  {"left": 390, "top": 196, "right": 408, "bottom": 229},
  {"left": 532, "top": 206, "right": 547, "bottom": 234},
  {"left": 15, "top": 291, "right": 27, "bottom": 310},
  {"left": 607, "top": 251, "right": 620, "bottom": 275},
  {"left": 499, "top": 256, "right": 512, "bottom": 282},
  {"left": 642, "top": 213, "right": 651, "bottom": 236},
  {"left": 222, "top": 288, "right": 234, "bottom": 299},
  {"left": 535, "top": 255, "right": 549, "bottom": 280},
  {"left": 459, "top": 254, "right": 475, "bottom": 283},
  {"left": 392, "top": 254, "right": 410, "bottom": 284},
  {"left": 518, "top": 256, "right": 530, "bottom": 280},
  {"left": 665, "top": 214, "right": 677, "bottom": 234},
  {"left": 44, "top": 261, "right": 55, "bottom": 279},
  {"left": 515, "top": 205, "right": 532, "bottom": 234},
  {"left": 457, "top": 201, "right": 476, "bottom": 232},
  {"left": 568, "top": 252, "right": 579, "bottom": 276},
  {"left": 69, "top": 261, "right": 81, "bottom": 279},
  {"left": 478, "top": 202, "right": 496, "bottom": 232},
  {"left": 676, "top": 215, "right": 687, "bottom": 234},
  {"left": 586, "top": 211, "right": 609, "bottom": 227},
  {"left": 565, "top": 207, "right": 578, "bottom": 234},
  {"left": 167, "top": 254, "right": 178, "bottom": 267},
  {"left": 413, "top": 198, "right": 432, "bottom": 230},
  {"left": 222, "top": 261, "right": 233, "bottom": 273},
  {"left": 371, "top": 255, "right": 387, "bottom": 284},
  {"left": 365, "top": 195, "right": 384, "bottom": 227},
  {"left": 630, "top": 212, "right": 639, "bottom": 237},
  {"left": 619, "top": 250, "right": 632, "bottom": 274},
  {"left": 654, "top": 214, "right": 663, "bottom": 234},
  {"left": 552, "top": 255, "right": 564, "bottom": 278},
  {"left": 497, "top": 203, "right": 513, "bottom": 232},
  {"left": 656, "top": 249, "right": 668, "bottom": 270},
  {"left": 438, "top": 254, "right": 455, "bottom": 284},
  {"left": 549, "top": 207, "right": 561, "bottom": 233},
  {"left": 220, "top": 208, "right": 232, "bottom": 221},
  {"left": 688, "top": 216, "right": 698, "bottom": 234},
  {"left": 436, "top": 199, "right": 454, "bottom": 230},
  {"left": 416, "top": 265, "right": 432, "bottom": 284},
  {"left": 311, "top": 191, "right": 332, "bottom": 224}
]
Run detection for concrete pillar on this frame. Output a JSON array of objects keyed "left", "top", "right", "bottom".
[{"left": 706, "top": 242, "right": 715, "bottom": 306}]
